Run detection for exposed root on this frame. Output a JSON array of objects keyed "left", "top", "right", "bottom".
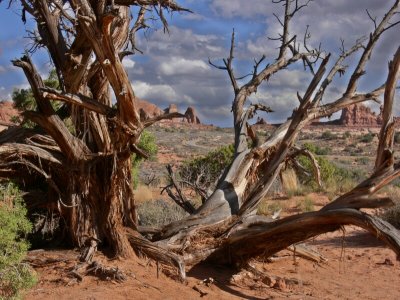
[
  {"left": 125, "top": 228, "right": 186, "bottom": 281},
  {"left": 69, "top": 261, "right": 126, "bottom": 283},
  {"left": 86, "top": 261, "right": 127, "bottom": 282}
]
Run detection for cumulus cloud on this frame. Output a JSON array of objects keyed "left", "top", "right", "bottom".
[
  {"left": 160, "top": 57, "right": 210, "bottom": 76},
  {"left": 122, "top": 58, "right": 135, "bottom": 69},
  {"left": 132, "top": 81, "right": 179, "bottom": 104}
]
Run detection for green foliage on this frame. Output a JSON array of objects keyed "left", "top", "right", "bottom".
[
  {"left": 298, "top": 196, "right": 314, "bottom": 212},
  {"left": 0, "top": 183, "right": 36, "bottom": 299},
  {"left": 179, "top": 144, "right": 235, "bottom": 189},
  {"left": 137, "top": 199, "right": 188, "bottom": 227},
  {"left": 343, "top": 131, "right": 351, "bottom": 139},
  {"left": 303, "top": 142, "right": 330, "bottom": 155},
  {"left": 297, "top": 154, "right": 364, "bottom": 195},
  {"left": 131, "top": 130, "right": 158, "bottom": 188},
  {"left": 356, "top": 157, "right": 369, "bottom": 165},
  {"left": 320, "top": 130, "right": 336, "bottom": 140},
  {"left": 359, "top": 132, "right": 374, "bottom": 143},
  {"left": 12, "top": 69, "right": 62, "bottom": 129}
]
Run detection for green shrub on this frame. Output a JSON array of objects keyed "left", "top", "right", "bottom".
[
  {"left": 297, "top": 155, "right": 364, "bottom": 195},
  {"left": 0, "top": 183, "right": 36, "bottom": 299},
  {"left": 131, "top": 130, "right": 158, "bottom": 188},
  {"left": 179, "top": 144, "right": 235, "bottom": 189},
  {"left": 137, "top": 199, "right": 188, "bottom": 227},
  {"left": 359, "top": 133, "right": 374, "bottom": 143},
  {"left": 343, "top": 131, "right": 351, "bottom": 139},
  {"left": 303, "top": 142, "right": 330, "bottom": 155},
  {"left": 356, "top": 157, "right": 369, "bottom": 165},
  {"left": 298, "top": 196, "right": 314, "bottom": 212},
  {"left": 321, "top": 130, "right": 336, "bottom": 140}
]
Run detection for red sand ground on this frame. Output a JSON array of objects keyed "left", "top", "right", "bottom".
[{"left": 25, "top": 226, "right": 400, "bottom": 300}]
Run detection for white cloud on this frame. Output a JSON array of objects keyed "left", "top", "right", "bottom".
[
  {"left": 159, "top": 57, "right": 210, "bottom": 76},
  {"left": 122, "top": 58, "right": 135, "bottom": 69},
  {"left": 132, "top": 81, "right": 179, "bottom": 103}
]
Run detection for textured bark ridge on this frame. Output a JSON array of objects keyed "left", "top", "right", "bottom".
[{"left": 0, "top": 0, "right": 400, "bottom": 282}]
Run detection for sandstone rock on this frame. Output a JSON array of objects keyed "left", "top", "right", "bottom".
[
  {"left": 164, "top": 104, "right": 178, "bottom": 114},
  {"left": 136, "top": 98, "right": 163, "bottom": 121},
  {"left": 184, "top": 106, "right": 201, "bottom": 124},
  {"left": 339, "top": 103, "right": 379, "bottom": 126},
  {"left": 0, "top": 101, "right": 20, "bottom": 130},
  {"left": 255, "top": 117, "right": 267, "bottom": 125}
]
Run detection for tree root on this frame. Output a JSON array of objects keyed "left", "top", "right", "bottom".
[
  {"left": 69, "top": 261, "right": 126, "bottom": 283},
  {"left": 125, "top": 228, "right": 186, "bottom": 281}
]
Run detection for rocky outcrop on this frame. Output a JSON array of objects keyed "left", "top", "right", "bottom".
[
  {"left": 338, "top": 103, "right": 379, "bottom": 126},
  {"left": 255, "top": 117, "right": 267, "bottom": 125},
  {"left": 0, "top": 101, "right": 19, "bottom": 130},
  {"left": 184, "top": 106, "right": 201, "bottom": 124},
  {"left": 137, "top": 98, "right": 164, "bottom": 121},
  {"left": 164, "top": 104, "right": 179, "bottom": 114},
  {"left": 136, "top": 99, "right": 202, "bottom": 125},
  {"left": 332, "top": 103, "right": 400, "bottom": 127}
]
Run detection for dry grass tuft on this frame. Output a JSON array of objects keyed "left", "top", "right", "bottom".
[
  {"left": 134, "top": 185, "right": 153, "bottom": 203},
  {"left": 281, "top": 169, "right": 302, "bottom": 197},
  {"left": 381, "top": 185, "right": 400, "bottom": 229}
]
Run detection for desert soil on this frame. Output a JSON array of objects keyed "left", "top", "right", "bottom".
[{"left": 25, "top": 227, "right": 400, "bottom": 300}]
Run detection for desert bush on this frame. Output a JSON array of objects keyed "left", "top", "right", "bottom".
[
  {"left": 178, "top": 144, "right": 235, "bottom": 190},
  {"left": 380, "top": 185, "right": 400, "bottom": 229},
  {"left": 303, "top": 142, "right": 330, "bottom": 155},
  {"left": 343, "top": 131, "right": 351, "bottom": 139},
  {"left": 359, "top": 132, "right": 374, "bottom": 143},
  {"left": 298, "top": 196, "right": 314, "bottom": 212},
  {"left": 257, "top": 200, "right": 283, "bottom": 216},
  {"left": 131, "top": 130, "right": 158, "bottom": 188},
  {"left": 0, "top": 183, "right": 36, "bottom": 299},
  {"left": 281, "top": 169, "right": 303, "bottom": 197},
  {"left": 137, "top": 199, "right": 188, "bottom": 227},
  {"left": 320, "top": 130, "right": 336, "bottom": 140},
  {"left": 356, "top": 157, "right": 369, "bottom": 165},
  {"left": 297, "top": 154, "right": 364, "bottom": 195},
  {"left": 134, "top": 185, "right": 153, "bottom": 203}
]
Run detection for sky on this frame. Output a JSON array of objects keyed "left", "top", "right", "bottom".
[{"left": 0, "top": 0, "right": 399, "bottom": 127}]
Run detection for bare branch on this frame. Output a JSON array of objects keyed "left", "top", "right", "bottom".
[
  {"left": 41, "top": 87, "right": 116, "bottom": 116},
  {"left": 289, "top": 146, "right": 322, "bottom": 188},
  {"left": 344, "top": 0, "right": 400, "bottom": 97},
  {"left": 162, "top": 165, "right": 196, "bottom": 214},
  {"left": 375, "top": 46, "right": 400, "bottom": 168}
]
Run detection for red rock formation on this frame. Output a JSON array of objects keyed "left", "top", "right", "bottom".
[
  {"left": 164, "top": 104, "right": 178, "bottom": 114},
  {"left": 0, "top": 101, "right": 20, "bottom": 130},
  {"left": 255, "top": 117, "right": 267, "bottom": 125},
  {"left": 135, "top": 99, "right": 203, "bottom": 125},
  {"left": 339, "top": 103, "right": 379, "bottom": 126},
  {"left": 136, "top": 98, "right": 163, "bottom": 121},
  {"left": 184, "top": 106, "right": 201, "bottom": 124}
]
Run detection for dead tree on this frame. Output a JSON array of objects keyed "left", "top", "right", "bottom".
[{"left": 1, "top": 0, "right": 400, "bottom": 281}]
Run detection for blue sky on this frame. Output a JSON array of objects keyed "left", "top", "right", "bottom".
[{"left": 0, "top": 0, "right": 399, "bottom": 127}]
